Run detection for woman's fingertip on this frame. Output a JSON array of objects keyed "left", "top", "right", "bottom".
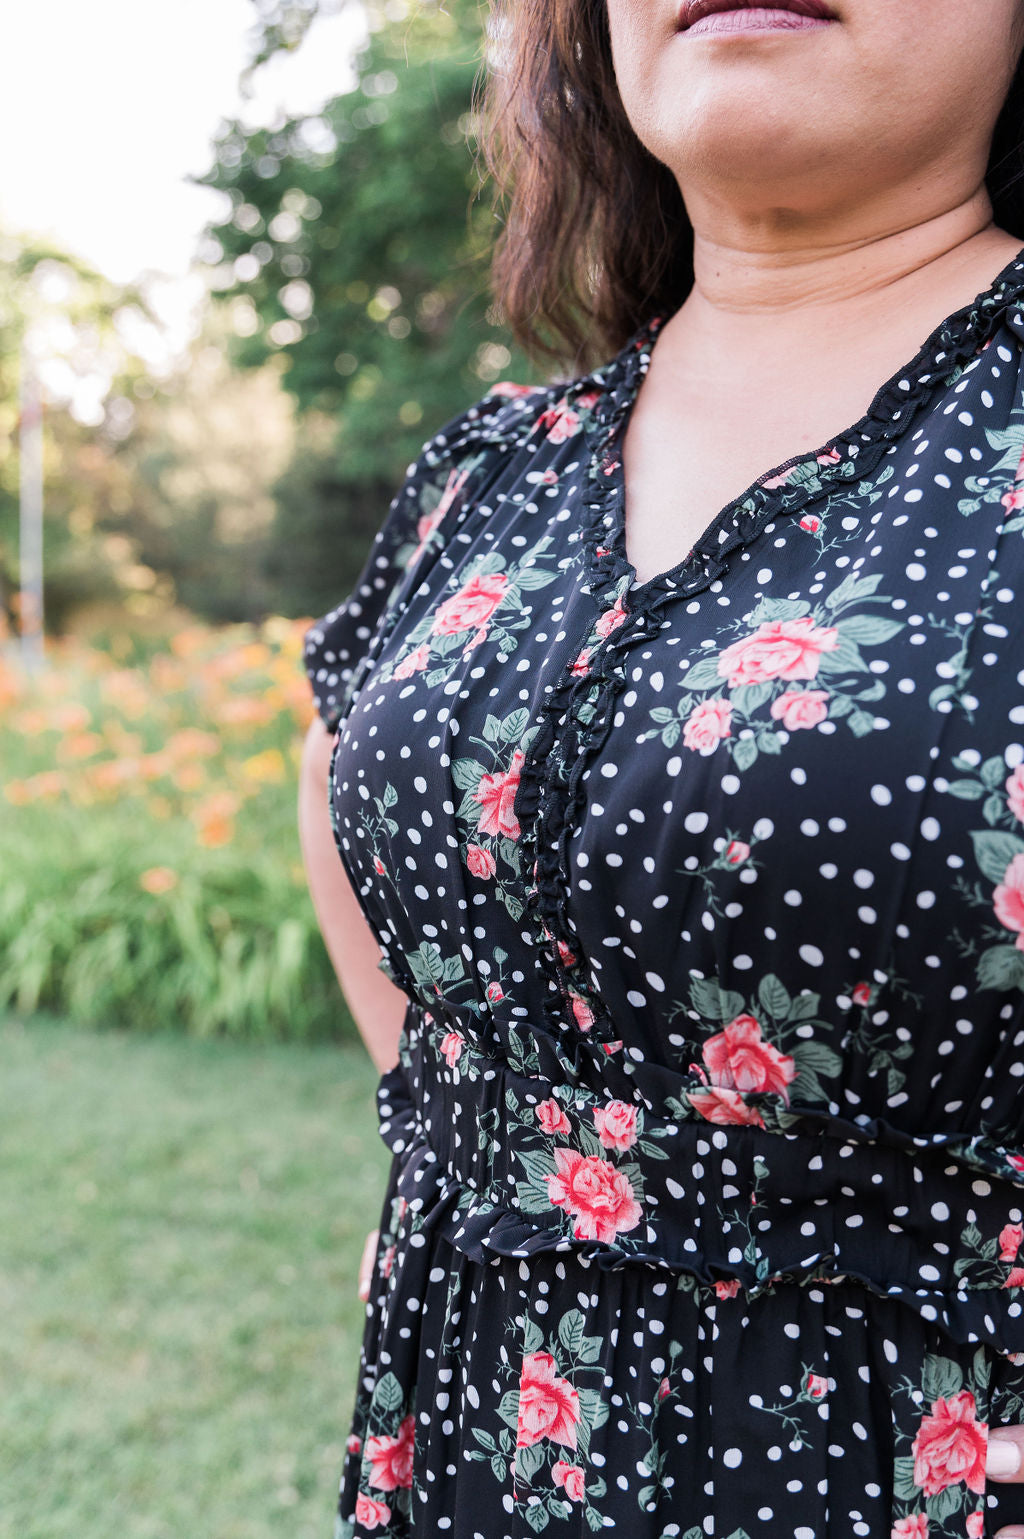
[
  {"left": 994, "top": 1528, "right": 1024, "bottom": 1538},
  {"left": 987, "top": 1436, "right": 1023, "bottom": 1479}
]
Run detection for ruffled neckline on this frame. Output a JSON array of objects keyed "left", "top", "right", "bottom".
[{"left": 574, "top": 242, "right": 1024, "bottom": 612}]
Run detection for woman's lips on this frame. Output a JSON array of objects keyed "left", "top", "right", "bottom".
[
  {"left": 677, "top": 0, "right": 836, "bottom": 31},
  {"left": 686, "top": 9, "right": 834, "bottom": 34}
]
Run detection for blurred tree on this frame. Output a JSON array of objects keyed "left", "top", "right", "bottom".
[
  {"left": 0, "top": 236, "right": 157, "bottom": 633},
  {"left": 104, "top": 327, "right": 296, "bottom": 625},
  {"left": 195, "top": 0, "right": 530, "bottom": 611}
]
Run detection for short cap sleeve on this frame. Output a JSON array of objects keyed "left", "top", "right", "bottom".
[{"left": 302, "top": 384, "right": 552, "bottom": 732}]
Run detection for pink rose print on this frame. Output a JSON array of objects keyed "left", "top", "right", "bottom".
[
  {"left": 465, "top": 843, "right": 497, "bottom": 879},
  {"left": 890, "top": 1517, "right": 928, "bottom": 1539},
  {"left": 537, "top": 1098, "right": 572, "bottom": 1137},
  {"left": 347, "top": 1434, "right": 363, "bottom": 1455},
  {"left": 683, "top": 697, "right": 733, "bottom": 754},
  {"left": 1002, "top": 486, "right": 1024, "bottom": 510},
  {"left": 576, "top": 390, "right": 600, "bottom": 410},
  {"left": 381, "top": 1243, "right": 396, "bottom": 1278},
  {"left": 803, "top": 1371, "right": 829, "bottom": 1400},
  {"left": 1005, "top": 1266, "right": 1024, "bottom": 1287},
  {"left": 552, "top": 1460, "right": 586, "bottom": 1501},
  {"left": 658, "top": 1376, "right": 671, "bottom": 1400},
  {"left": 490, "top": 380, "right": 536, "bottom": 398},
  {"left": 799, "top": 514, "right": 821, "bottom": 533},
  {"left": 1010, "top": 1155, "right": 1024, "bottom": 1175},
  {"left": 462, "top": 624, "right": 490, "bottom": 655},
  {"left": 724, "top": 839, "right": 750, "bottom": 865},
  {"left": 595, "top": 598, "right": 627, "bottom": 638},
  {"left": 967, "top": 1513, "right": 985, "bottom": 1539},
  {"left": 557, "top": 939, "right": 576, "bottom": 967},
  {"left": 688, "top": 1086, "right": 766, "bottom": 1128},
  {"left": 373, "top": 856, "right": 386, "bottom": 876},
  {"left": 431, "top": 571, "right": 509, "bottom": 636},
  {"left": 545, "top": 1147, "right": 643, "bottom": 1243},
  {"left": 1007, "top": 764, "right": 1024, "bottom": 824},
  {"left": 570, "top": 994, "right": 595, "bottom": 1032},
  {"left": 571, "top": 648, "right": 592, "bottom": 677},
  {"left": 911, "top": 1390, "right": 987, "bottom": 1497},
  {"left": 717, "top": 616, "right": 839, "bottom": 688},
  {"left": 366, "top": 1412, "right": 416, "bottom": 1491},
  {"left": 486, "top": 980, "right": 504, "bottom": 1003},
  {"left": 1000, "top": 1223, "right": 1023, "bottom": 1262},
  {"left": 441, "top": 1030, "right": 464, "bottom": 1068},
  {"left": 355, "top": 1493, "right": 392, "bottom": 1529},
  {"left": 516, "top": 1351, "right": 581, "bottom": 1449},
  {"left": 394, "top": 643, "right": 431, "bottom": 679},
  {"left": 473, "top": 749, "right": 525, "bottom": 839},
  {"left": 703, "top": 1013, "right": 797, "bottom": 1099},
  {"left": 715, "top": 1278, "right": 741, "bottom": 1299},
  {"left": 538, "top": 404, "right": 582, "bottom": 443},
  {"left": 852, "top": 981, "right": 873, "bottom": 1006},
  {"left": 593, "top": 1099, "right": 639, "bottom": 1152},
  {"left": 994, "top": 851, "right": 1024, "bottom": 951},
  {"left": 413, "top": 467, "right": 470, "bottom": 562},
  {"left": 769, "top": 688, "right": 830, "bottom": 731},
  {"left": 761, "top": 466, "right": 799, "bottom": 490},
  {"left": 817, "top": 448, "right": 841, "bottom": 466}
]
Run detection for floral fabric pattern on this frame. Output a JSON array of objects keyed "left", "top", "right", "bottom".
[{"left": 303, "top": 248, "right": 1024, "bottom": 1538}]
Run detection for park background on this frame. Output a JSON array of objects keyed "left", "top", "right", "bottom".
[{"left": 1, "top": 2, "right": 529, "bottom": 1533}]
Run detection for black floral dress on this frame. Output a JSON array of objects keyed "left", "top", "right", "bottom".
[{"left": 304, "top": 247, "right": 1024, "bottom": 1539}]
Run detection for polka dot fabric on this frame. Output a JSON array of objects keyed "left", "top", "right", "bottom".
[{"left": 305, "top": 248, "right": 1024, "bottom": 1539}]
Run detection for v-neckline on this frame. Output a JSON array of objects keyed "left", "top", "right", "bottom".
[{"left": 578, "top": 242, "right": 1024, "bottom": 612}]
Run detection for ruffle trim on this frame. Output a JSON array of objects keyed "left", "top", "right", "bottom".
[
  {"left": 376, "top": 1061, "right": 1024, "bottom": 1357},
  {"left": 573, "top": 250, "right": 1024, "bottom": 611}
]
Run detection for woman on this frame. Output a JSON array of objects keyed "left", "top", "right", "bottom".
[{"left": 299, "top": 2, "right": 1024, "bottom": 1535}]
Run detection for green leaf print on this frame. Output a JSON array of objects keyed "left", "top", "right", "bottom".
[
  {"left": 371, "top": 1371, "right": 405, "bottom": 1416},
  {"left": 921, "top": 1354, "right": 963, "bottom": 1403},
  {"left": 451, "top": 758, "right": 488, "bottom": 792},
  {"left": 832, "top": 615, "right": 905, "bottom": 646},
  {"left": 491, "top": 1452, "right": 507, "bottom": 1484},
  {"left": 746, "top": 598, "right": 812, "bottom": 625},
  {"left": 977, "top": 945, "right": 1024, "bottom": 991},
  {"left": 846, "top": 709, "right": 877, "bottom": 738},
  {"left": 730, "top": 682, "right": 774, "bottom": 717},
  {"left": 521, "top": 1316, "right": 545, "bottom": 1355},
  {"left": 758, "top": 974, "right": 792, "bottom": 1020},
  {"left": 472, "top": 1428, "right": 498, "bottom": 1453},
  {"left": 981, "top": 754, "right": 1008, "bottom": 789},
  {"left": 892, "top": 1456, "right": 918, "bottom": 1501},
  {"left": 947, "top": 779, "right": 987, "bottom": 800},
  {"left": 557, "top": 1309, "right": 587, "bottom": 1357},
  {"left": 926, "top": 1484, "right": 962, "bottom": 1523},
  {"left": 790, "top": 1041, "right": 844, "bottom": 1079},
  {"left": 825, "top": 571, "right": 883, "bottom": 610},
  {"left": 681, "top": 654, "right": 723, "bottom": 691},
  {"left": 516, "top": 1441, "right": 546, "bottom": 1482},
  {"left": 970, "top": 829, "right": 1024, "bottom": 884},
  {"left": 690, "top": 978, "right": 746, "bottom": 1022},
  {"left": 816, "top": 633, "right": 868, "bottom": 676},
  {"left": 732, "top": 737, "right": 758, "bottom": 772},
  {"left": 788, "top": 992, "right": 822, "bottom": 1022},
  {"left": 523, "top": 1499, "right": 550, "bottom": 1531}
]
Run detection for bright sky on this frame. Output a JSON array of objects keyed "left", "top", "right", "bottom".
[{"left": 2, "top": 0, "right": 365, "bottom": 351}]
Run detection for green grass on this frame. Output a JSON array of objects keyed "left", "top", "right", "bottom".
[{"left": 0, "top": 1014, "right": 390, "bottom": 1539}]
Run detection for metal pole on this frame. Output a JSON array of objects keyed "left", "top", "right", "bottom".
[{"left": 18, "top": 340, "right": 44, "bottom": 671}]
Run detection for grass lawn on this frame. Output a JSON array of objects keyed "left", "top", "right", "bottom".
[{"left": 0, "top": 1014, "right": 389, "bottom": 1539}]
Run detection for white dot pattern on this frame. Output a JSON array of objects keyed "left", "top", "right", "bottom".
[{"left": 303, "top": 253, "right": 1024, "bottom": 1538}]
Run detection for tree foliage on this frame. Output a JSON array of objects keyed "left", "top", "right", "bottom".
[{"left": 196, "top": 0, "right": 528, "bottom": 493}]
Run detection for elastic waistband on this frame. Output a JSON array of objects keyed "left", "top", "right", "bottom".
[{"left": 376, "top": 1005, "right": 1024, "bottom": 1353}]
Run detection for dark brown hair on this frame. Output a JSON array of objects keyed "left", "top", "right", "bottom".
[{"left": 479, "top": 0, "right": 1024, "bottom": 373}]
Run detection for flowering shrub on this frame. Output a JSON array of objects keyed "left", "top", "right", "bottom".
[{"left": 0, "top": 618, "right": 351, "bottom": 1040}]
